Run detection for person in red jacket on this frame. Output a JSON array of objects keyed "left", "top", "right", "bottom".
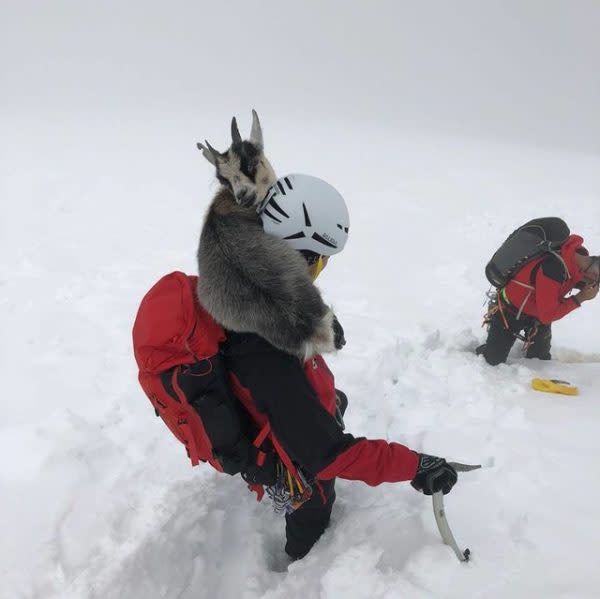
[
  {"left": 200, "top": 175, "right": 459, "bottom": 560},
  {"left": 477, "top": 234, "right": 599, "bottom": 366}
]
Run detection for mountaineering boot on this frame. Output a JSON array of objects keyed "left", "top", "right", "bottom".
[{"left": 525, "top": 324, "right": 552, "bottom": 360}]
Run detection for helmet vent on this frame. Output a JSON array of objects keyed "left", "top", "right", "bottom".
[
  {"left": 284, "top": 231, "right": 306, "bottom": 240},
  {"left": 284, "top": 177, "right": 293, "bottom": 190},
  {"left": 263, "top": 208, "right": 282, "bottom": 223},
  {"left": 303, "top": 203, "right": 312, "bottom": 227},
  {"left": 277, "top": 181, "right": 286, "bottom": 195},
  {"left": 269, "top": 197, "right": 289, "bottom": 218}
]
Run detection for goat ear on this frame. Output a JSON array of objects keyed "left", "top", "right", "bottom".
[
  {"left": 231, "top": 117, "right": 242, "bottom": 144},
  {"left": 250, "top": 109, "right": 263, "bottom": 149},
  {"left": 196, "top": 141, "right": 220, "bottom": 166}
]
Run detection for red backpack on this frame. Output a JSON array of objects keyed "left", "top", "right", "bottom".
[
  {"left": 132, "top": 271, "right": 315, "bottom": 509},
  {"left": 132, "top": 271, "right": 227, "bottom": 470}
]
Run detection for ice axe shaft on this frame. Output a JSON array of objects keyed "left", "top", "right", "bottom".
[{"left": 433, "top": 462, "right": 481, "bottom": 563}]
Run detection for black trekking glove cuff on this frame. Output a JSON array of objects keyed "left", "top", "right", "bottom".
[
  {"left": 240, "top": 446, "right": 278, "bottom": 487},
  {"left": 216, "top": 438, "right": 278, "bottom": 486},
  {"left": 242, "top": 448, "right": 278, "bottom": 487},
  {"left": 411, "top": 453, "right": 458, "bottom": 496},
  {"left": 214, "top": 437, "right": 250, "bottom": 476}
]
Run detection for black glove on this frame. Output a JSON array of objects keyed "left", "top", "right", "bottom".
[
  {"left": 334, "top": 389, "right": 348, "bottom": 430},
  {"left": 215, "top": 439, "right": 278, "bottom": 486},
  {"left": 240, "top": 447, "right": 278, "bottom": 487},
  {"left": 411, "top": 453, "right": 457, "bottom": 496},
  {"left": 333, "top": 315, "right": 346, "bottom": 350}
]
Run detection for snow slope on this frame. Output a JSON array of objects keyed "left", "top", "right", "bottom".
[
  {"left": 2, "top": 118, "right": 600, "bottom": 598},
  {"left": 3, "top": 2, "right": 600, "bottom": 597}
]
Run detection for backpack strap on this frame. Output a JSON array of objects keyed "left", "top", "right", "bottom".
[
  {"left": 171, "top": 366, "right": 201, "bottom": 466},
  {"left": 530, "top": 252, "right": 569, "bottom": 285},
  {"left": 510, "top": 252, "right": 569, "bottom": 321},
  {"left": 529, "top": 261, "right": 542, "bottom": 286},
  {"left": 548, "top": 250, "right": 570, "bottom": 280},
  {"left": 252, "top": 423, "right": 272, "bottom": 467},
  {"left": 502, "top": 278, "right": 534, "bottom": 320},
  {"left": 253, "top": 422, "right": 271, "bottom": 447}
]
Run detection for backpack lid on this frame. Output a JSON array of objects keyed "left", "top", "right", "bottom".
[
  {"left": 132, "top": 271, "right": 226, "bottom": 374},
  {"left": 515, "top": 217, "right": 570, "bottom": 247}
]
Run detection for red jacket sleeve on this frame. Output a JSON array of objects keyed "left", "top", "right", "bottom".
[
  {"left": 317, "top": 439, "right": 418, "bottom": 484},
  {"left": 534, "top": 269, "right": 580, "bottom": 324}
]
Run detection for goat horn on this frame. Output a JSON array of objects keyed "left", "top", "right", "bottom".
[
  {"left": 204, "top": 140, "right": 220, "bottom": 157},
  {"left": 250, "top": 109, "right": 263, "bottom": 148},
  {"left": 231, "top": 117, "right": 242, "bottom": 144},
  {"left": 196, "top": 140, "right": 219, "bottom": 166}
]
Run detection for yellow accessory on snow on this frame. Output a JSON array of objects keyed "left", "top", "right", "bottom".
[{"left": 531, "top": 378, "right": 578, "bottom": 396}]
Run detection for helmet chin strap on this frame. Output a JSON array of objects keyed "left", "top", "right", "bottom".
[{"left": 310, "top": 256, "right": 325, "bottom": 281}]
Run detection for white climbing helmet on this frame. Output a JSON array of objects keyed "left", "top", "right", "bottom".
[{"left": 259, "top": 174, "right": 349, "bottom": 255}]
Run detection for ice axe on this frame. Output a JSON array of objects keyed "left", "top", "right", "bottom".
[{"left": 432, "top": 461, "right": 481, "bottom": 563}]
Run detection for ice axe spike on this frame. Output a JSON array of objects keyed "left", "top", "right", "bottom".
[{"left": 433, "top": 462, "right": 481, "bottom": 563}]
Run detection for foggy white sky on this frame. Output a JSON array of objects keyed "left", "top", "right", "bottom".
[{"left": 2, "top": 0, "right": 599, "bottom": 153}]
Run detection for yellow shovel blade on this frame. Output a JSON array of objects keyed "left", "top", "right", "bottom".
[{"left": 531, "top": 378, "right": 578, "bottom": 396}]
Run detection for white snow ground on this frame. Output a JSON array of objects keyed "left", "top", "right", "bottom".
[
  {"left": 3, "top": 2, "right": 600, "bottom": 596},
  {"left": 2, "top": 117, "right": 600, "bottom": 599}
]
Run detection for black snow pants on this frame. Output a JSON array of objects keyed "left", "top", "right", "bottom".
[
  {"left": 478, "top": 304, "right": 552, "bottom": 366},
  {"left": 283, "top": 389, "right": 347, "bottom": 559},
  {"left": 285, "top": 478, "right": 336, "bottom": 559}
]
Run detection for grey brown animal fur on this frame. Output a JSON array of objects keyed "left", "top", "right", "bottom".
[{"left": 196, "top": 112, "right": 336, "bottom": 358}]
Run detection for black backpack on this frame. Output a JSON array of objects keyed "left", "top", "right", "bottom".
[{"left": 485, "top": 217, "right": 570, "bottom": 288}]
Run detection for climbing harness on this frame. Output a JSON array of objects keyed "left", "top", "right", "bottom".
[{"left": 482, "top": 287, "right": 540, "bottom": 350}]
